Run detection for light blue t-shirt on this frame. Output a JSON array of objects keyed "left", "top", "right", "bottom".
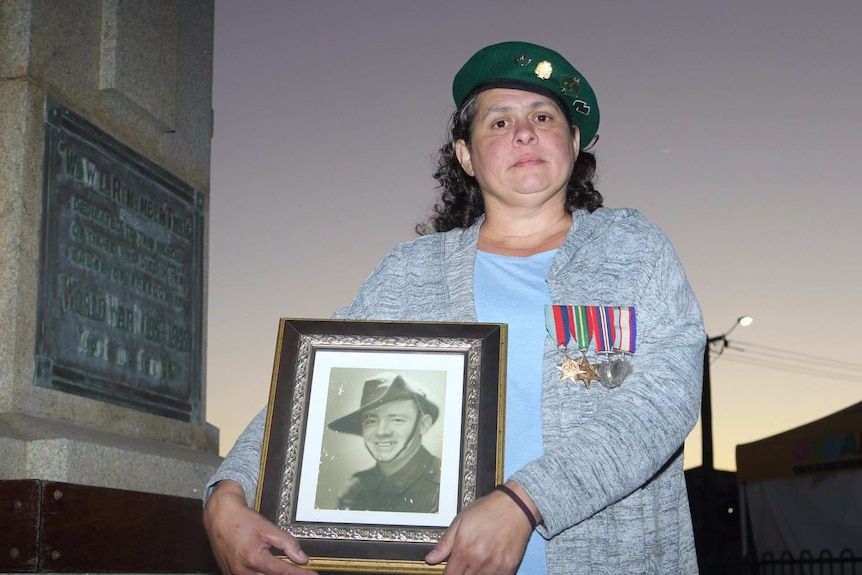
[{"left": 474, "top": 249, "right": 556, "bottom": 575}]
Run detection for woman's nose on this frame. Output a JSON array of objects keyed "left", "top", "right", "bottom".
[{"left": 513, "top": 121, "right": 538, "bottom": 145}]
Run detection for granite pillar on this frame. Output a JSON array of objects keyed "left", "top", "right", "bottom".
[{"left": 0, "top": 0, "right": 221, "bottom": 500}]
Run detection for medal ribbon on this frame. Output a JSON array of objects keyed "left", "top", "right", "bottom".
[
  {"left": 614, "top": 306, "right": 637, "bottom": 354},
  {"left": 588, "top": 306, "right": 615, "bottom": 353},
  {"left": 547, "top": 305, "right": 636, "bottom": 353},
  {"left": 572, "top": 306, "right": 591, "bottom": 351},
  {"left": 545, "top": 305, "right": 574, "bottom": 348},
  {"left": 604, "top": 307, "right": 617, "bottom": 351}
]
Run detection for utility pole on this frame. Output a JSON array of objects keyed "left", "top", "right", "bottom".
[{"left": 699, "top": 316, "right": 752, "bottom": 570}]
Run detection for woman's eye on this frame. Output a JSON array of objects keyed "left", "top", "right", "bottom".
[
  {"left": 493, "top": 119, "right": 507, "bottom": 129},
  {"left": 536, "top": 114, "right": 550, "bottom": 122}
]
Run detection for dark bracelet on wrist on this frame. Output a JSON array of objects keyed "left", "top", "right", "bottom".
[{"left": 493, "top": 484, "right": 538, "bottom": 530}]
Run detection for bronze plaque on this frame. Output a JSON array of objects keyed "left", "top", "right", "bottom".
[{"left": 35, "top": 98, "right": 204, "bottom": 422}]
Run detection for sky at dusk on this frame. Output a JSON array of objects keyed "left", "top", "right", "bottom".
[{"left": 206, "top": 0, "right": 862, "bottom": 471}]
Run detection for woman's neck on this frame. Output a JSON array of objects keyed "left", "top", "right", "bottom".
[{"left": 478, "top": 209, "right": 572, "bottom": 256}]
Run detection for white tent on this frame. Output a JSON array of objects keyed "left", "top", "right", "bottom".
[{"left": 736, "top": 401, "right": 862, "bottom": 558}]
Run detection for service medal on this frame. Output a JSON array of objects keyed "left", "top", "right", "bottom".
[
  {"left": 571, "top": 305, "right": 602, "bottom": 388},
  {"left": 547, "top": 305, "right": 637, "bottom": 389},
  {"left": 546, "top": 305, "right": 603, "bottom": 388},
  {"left": 608, "top": 306, "right": 636, "bottom": 388},
  {"left": 546, "top": 305, "right": 580, "bottom": 384},
  {"left": 555, "top": 351, "right": 584, "bottom": 385},
  {"left": 575, "top": 350, "right": 601, "bottom": 389}
]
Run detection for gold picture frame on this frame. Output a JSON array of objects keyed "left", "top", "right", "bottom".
[{"left": 255, "top": 319, "right": 507, "bottom": 574}]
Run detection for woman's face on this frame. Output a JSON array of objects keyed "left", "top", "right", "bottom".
[{"left": 455, "top": 88, "right": 579, "bottom": 214}]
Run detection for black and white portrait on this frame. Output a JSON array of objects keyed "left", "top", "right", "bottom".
[{"left": 294, "top": 350, "right": 464, "bottom": 528}]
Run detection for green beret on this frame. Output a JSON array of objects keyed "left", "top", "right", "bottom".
[{"left": 452, "top": 41, "right": 600, "bottom": 149}]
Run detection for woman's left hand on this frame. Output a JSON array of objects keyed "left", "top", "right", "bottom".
[{"left": 425, "top": 482, "right": 538, "bottom": 575}]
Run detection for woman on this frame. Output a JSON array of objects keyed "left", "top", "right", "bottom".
[{"left": 204, "top": 41, "right": 704, "bottom": 575}]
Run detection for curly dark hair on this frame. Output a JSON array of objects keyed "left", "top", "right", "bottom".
[{"left": 417, "top": 92, "right": 603, "bottom": 235}]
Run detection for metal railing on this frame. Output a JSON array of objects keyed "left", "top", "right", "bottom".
[
  {"left": 757, "top": 550, "right": 861, "bottom": 575},
  {"left": 706, "top": 549, "right": 861, "bottom": 575}
]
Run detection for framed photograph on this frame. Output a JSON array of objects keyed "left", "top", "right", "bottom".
[{"left": 255, "top": 319, "right": 507, "bottom": 574}]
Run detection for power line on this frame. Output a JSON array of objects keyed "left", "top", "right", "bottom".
[
  {"left": 720, "top": 355, "right": 862, "bottom": 383},
  {"left": 730, "top": 340, "right": 862, "bottom": 370},
  {"left": 709, "top": 339, "right": 862, "bottom": 383}
]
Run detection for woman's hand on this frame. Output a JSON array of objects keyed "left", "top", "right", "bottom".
[
  {"left": 203, "top": 480, "right": 316, "bottom": 575},
  {"left": 425, "top": 481, "right": 539, "bottom": 575}
]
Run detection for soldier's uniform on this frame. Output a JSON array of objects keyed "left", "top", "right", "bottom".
[{"left": 337, "top": 446, "right": 441, "bottom": 512}]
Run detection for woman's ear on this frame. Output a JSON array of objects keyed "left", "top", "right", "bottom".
[
  {"left": 455, "top": 139, "right": 474, "bottom": 177},
  {"left": 572, "top": 125, "right": 581, "bottom": 157}
]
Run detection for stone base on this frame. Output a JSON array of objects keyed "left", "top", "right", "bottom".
[{"left": 0, "top": 413, "right": 222, "bottom": 499}]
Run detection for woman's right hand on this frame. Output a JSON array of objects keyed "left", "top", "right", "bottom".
[{"left": 203, "top": 480, "right": 316, "bottom": 575}]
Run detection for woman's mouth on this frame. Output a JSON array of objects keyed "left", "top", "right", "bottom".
[{"left": 513, "top": 155, "right": 543, "bottom": 167}]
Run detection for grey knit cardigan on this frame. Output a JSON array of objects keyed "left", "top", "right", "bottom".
[{"left": 205, "top": 207, "right": 704, "bottom": 574}]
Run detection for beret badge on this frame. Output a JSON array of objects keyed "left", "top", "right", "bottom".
[
  {"left": 561, "top": 76, "right": 581, "bottom": 98},
  {"left": 534, "top": 61, "right": 553, "bottom": 80}
]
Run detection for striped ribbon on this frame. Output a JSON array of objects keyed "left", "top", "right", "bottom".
[
  {"left": 544, "top": 305, "right": 573, "bottom": 348},
  {"left": 572, "top": 305, "right": 590, "bottom": 351},
  {"left": 545, "top": 305, "right": 636, "bottom": 354},
  {"left": 614, "top": 306, "right": 636, "bottom": 354}
]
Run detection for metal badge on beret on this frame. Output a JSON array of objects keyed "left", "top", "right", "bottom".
[
  {"left": 514, "top": 54, "right": 532, "bottom": 67},
  {"left": 561, "top": 75, "right": 580, "bottom": 98},
  {"left": 573, "top": 100, "right": 591, "bottom": 116},
  {"left": 534, "top": 61, "right": 553, "bottom": 80}
]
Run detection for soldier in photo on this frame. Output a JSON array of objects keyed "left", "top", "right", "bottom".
[{"left": 327, "top": 372, "right": 441, "bottom": 513}]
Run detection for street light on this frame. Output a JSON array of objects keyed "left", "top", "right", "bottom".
[{"left": 701, "top": 315, "right": 753, "bottom": 470}]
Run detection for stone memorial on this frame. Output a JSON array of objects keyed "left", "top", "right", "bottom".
[{"left": 0, "top": 0, "right": 221, "bottom": 506}]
